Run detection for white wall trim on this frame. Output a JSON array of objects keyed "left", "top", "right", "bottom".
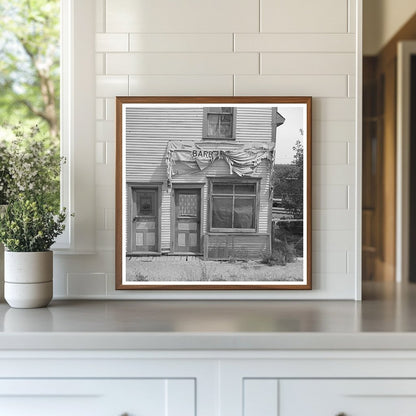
[
  {"left": 396, "top": 41, "right": 416, "bottom": 283},
  {"left": 355, "top": 0, "right": 363, "bottom": 300},
  {"left": 53, "top": 0, "right": 96, "bottom": 253},
  {"left": 53, "top": 0, "right": 73, "bottom": 249}
]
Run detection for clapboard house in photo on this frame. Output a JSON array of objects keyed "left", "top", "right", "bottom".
[{"left": 125, "top": 106, "right": 284, "bottom": 260}]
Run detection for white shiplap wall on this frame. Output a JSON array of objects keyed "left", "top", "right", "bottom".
[{"left": 55, "top": 0, "right": 360, "bottom": 300}]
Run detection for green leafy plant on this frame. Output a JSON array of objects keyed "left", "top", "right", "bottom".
[
  {"left": 0, "top": 124, "right": 67, "bottom": 252},
  {"left": 0, "top": 140, "right": 12, "bottom": 205},
  {"left": 0, "top": 196, "right": 66, "bottom": 252},
  {"left": 0, "top": 124, "right": 61, "bottom": 210}
]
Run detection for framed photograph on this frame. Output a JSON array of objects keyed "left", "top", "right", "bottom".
[{"left": 116, "top": 97, "right": 311, "bottom": 290}]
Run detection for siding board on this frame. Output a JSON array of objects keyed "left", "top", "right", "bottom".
[{"left": 125, "top": 107, "right": 274, "bottom": 252}]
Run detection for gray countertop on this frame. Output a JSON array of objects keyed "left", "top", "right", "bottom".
[{"left": 1, "top": 282, "right": 416, "bottom": 350}]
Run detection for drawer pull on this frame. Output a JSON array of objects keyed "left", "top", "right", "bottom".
[{"left": 336, "top": 413, "right": 347, "bottom": 416}]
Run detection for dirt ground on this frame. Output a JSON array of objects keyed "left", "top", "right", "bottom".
[{"left": 126, "top": 256, "right": 303, "bottom": 282}]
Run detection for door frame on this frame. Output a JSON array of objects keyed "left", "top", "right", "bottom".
[
  {"left": 170, "top": 183, "right": 204, "bottom": 255},
  {"left": 127, "top": 182, "right": 162, "bottom": 255},
  {"left": 396, "top": 41, "right": 416, "bottom": 282}
]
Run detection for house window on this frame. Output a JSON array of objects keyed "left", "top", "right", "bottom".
[
  {"left": 210, "top": 181, "right": 258, "bottom": 232},
  {"left": 203, "top": 107, "right": 236, "bottom": 140}
]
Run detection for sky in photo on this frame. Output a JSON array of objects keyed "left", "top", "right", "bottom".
[{"left": 274, "top": 106, "right": 304, "bottom": 165}]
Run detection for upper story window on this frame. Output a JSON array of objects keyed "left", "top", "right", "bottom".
[{"left": 203, "top": 107, "right": 236, "bottom": 140}]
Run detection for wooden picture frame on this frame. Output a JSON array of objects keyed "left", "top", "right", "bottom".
[{"left": 116, "top": 97, "right": 312, "bottom": 290}]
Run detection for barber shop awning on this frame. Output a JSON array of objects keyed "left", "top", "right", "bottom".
[{"left": 166, "top": 141, "right": 274, "bottom": 182}]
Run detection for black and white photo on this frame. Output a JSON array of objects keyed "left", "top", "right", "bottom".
[{"left": 116, "top": 97, "right": 311, "bottom": 290}]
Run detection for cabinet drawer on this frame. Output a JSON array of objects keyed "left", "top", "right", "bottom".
[
  {"left": 0, "top": 379, "right": 195, "bottom": 416},
  {"left": 280, "top": 380, "right": 416, "bottom": 416}
]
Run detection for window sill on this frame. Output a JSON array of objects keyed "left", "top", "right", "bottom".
[
  {"left": 127, "top": 252, "right": 161, "bottom": 257},
  {"left": 201, "top": 138, "right": 236, "bottom": 141},
  {"left": 209, "top": 229, "right": 257, "bottom": 234}
]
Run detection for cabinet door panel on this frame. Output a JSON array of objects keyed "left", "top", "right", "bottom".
[
  {"left": 244, "top": 379, "right": 279, "bottom": 416},
  {"left": 280, "top": 380, "right": 416, "bottom": 416},
  {"left": 0, "top": 379, "right": 195, "bottom": 416}
]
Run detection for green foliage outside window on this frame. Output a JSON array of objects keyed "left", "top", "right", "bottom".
[{"left": 0, "top": 0, "right": 60, "bottom": 210}]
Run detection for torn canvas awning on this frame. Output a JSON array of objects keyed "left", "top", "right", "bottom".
[{"left": 166, "top": 141, "right": 275, "bottom": 182}]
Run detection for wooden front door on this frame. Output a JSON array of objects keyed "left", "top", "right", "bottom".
[
  {"left": 131, "top": 189, "right": 158, "bottom": 253},
  {"left": 410, "top": 54, "right": 416, "bottom": 282},
  {"left": 174, "top": 189, "right": 201, "bottom": 254}
]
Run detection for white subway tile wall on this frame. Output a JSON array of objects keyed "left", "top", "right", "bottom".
[
  {"left": 106, "top": 53, "right": 260, "bottom": 75},
  {"left": 313, "top": 142, "right": 350, "bottom": 166},
  {"left": 234, "top": 34, "right": 356, "bottom": 53},
  {"left": 96, "top": 33, "right": 129, "bottom": 52},
  {"left": 67, "top": 273, "right": 107, "bottom": 296},
  {"left": 348, "top": 75, "right": 357, "bottom": 98},
  {"left": 261, "top": 0, "right": 349, "bottom": 33},
  {"left": 313, "top": 166, "right": 355, "bottom": 185},
  {"left": 312, "top": 210, "right": 355, "bottom": 231},
  {"left": 96, "top": 98, "right": 104, "bottom": 120},
  {"left": 105, "top": 0, "right": 259, "bottom": 33},
  {"left": 96, "top": 142, "right": 106, "bottom": 164},
  {"left": 235, "top": 75, "right": 348, "bottom": 97},
  {"left": 129, "top": 34, "right": 234, "bottom": 52},
  {"left": 105, "top": 98, "right": 116, "bottom": 121},
  {"left": 60, "top": 0, "right": 359, "bottom": 299},
  {"left": 128, "top": 75, "right": 234, "bottom": 96},
  {"left": 313, "top": 98, "right": 355, "bottom": 121},
  {"left": 95, "top": 53, "right": 105, "bottom": 75},
  {"left": 261, "top": 53, "right": 355, "bottom": 75}
]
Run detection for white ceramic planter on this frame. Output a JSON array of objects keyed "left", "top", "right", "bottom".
[
  {"left": 0, "top": 243, "right": 4, "bottom": 302},
  {"left": 4, "top": 251, "right": 53, "bottom": 308},
  {"left": 0, "top": 205, "right": 7, "bottom": 301}
]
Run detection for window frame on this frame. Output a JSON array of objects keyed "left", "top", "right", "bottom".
[
  {"left": 208, "top": 178, "right": 259, "bottom": 233},
  {"left": 202, "top": 107, "right": 237, "bottom": 140},
  {"left": 52, "top": 0, "right": 96, "bottom": 252}
]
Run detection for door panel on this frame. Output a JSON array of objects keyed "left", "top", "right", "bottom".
[
  {"left": 409, "top": 54, "right": 416, "bottom": 282},
  {"left": 280, "top": 380, "right": 416, "bottom": 416},
  {"left": 174, "top": 189, "right": 201, "bottom": 253},
  {"left": 132, "top": 189, "right": 158, "bottom": 253},
  {"left": 0, "top": 379, "right": 195, "bottom": 416}
]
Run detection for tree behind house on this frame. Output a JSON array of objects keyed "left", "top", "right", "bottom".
[
  {"left": 0, "top": 0, "right": 60, "bottom": 140},
  {"left": 0, "top": 0, "right": 60, "bottom": 210},
  {"left": 273, "top": 136, "right": 304, "bottom": 219}
]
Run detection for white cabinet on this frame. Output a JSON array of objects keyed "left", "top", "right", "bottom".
[
  {"left": 219, "top": 353, "right": 416, "bottom": 415},
  {"left": 240, "top": 379, "right": 416, "bottom": 416},
  {"left": 1, "top": 350, "right": 416, "bottom": 415},
  {"left": 0, "top": 353, "right": 217, "bottom": 416},
  {"left": 280, "top": 380, "right": 416, "bottom": 416},
  {"left": 0, "top": 379, "right": 195, "bottom": 416}
]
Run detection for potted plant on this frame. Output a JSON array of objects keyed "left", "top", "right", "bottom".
[
  {"left": 0, "top": 139, "right": 12, "bottom": 300},
  {"left": 0, "top": 125, "right": 65, "bottom": 308},
  {"left": 0, "top": 197, "right": 66, "bottom": 308}
]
